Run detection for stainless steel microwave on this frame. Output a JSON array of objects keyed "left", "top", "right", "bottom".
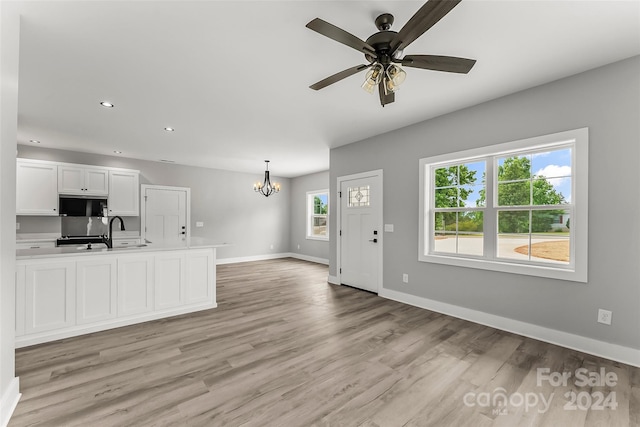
[{"left": 58, "top": 195, "right": 108, "bottom": 217}]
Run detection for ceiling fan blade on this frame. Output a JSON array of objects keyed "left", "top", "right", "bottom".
[
  {"left": 309, "top": 64, "right": 370, "bottom": 91},
  {"left": 389, "top": 0, "right": 462, "bottom": 54},
  {"left": 306, "top": 18, "right": 376, "bottom": 56},
  {"left": 378, "top": 83, "right": 395, "bottom": 107},
  {"left": 401, "top": 55, "right": 476, "bottom": 74}
]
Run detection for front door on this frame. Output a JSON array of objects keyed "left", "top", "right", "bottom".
[
  {"left": 339, "top": 171, "right": 382, "bottom": 293},
  {"left": 142, "top": 186, "right": 189, "bottom": 246}
]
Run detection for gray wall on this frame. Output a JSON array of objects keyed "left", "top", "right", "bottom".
[
  {"left": 289, "top": 170, "right": 330, "bottom": 262},
  {"left": 17, "top": 146, "right": 291, "bottom": 260},
  {"left": 0, "top": 2, "right": 20, "bottom": 421},
  {"left": 330, "top": 56, "right": 640, "bottom": 350}
]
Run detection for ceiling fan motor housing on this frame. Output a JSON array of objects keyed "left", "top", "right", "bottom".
[{"left": 365, "top": 30, "right": 397, "bottom": 63}]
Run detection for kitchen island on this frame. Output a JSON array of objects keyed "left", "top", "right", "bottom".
[{"left": 16, "top": 238, "right": 225, "bottom": 347}]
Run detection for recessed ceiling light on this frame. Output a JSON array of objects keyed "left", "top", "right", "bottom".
[
  {"left": 164, "top": 127, "right": 175, "bottom": 132},
  {"left": 100, "top": 101, "right": 114, "bottom": 108},
  {"left": 113, "top": 150, "right": 122, "bottom": 154},
  {"left": 29, "top": 139, "right": 40, "bottom": 144}
]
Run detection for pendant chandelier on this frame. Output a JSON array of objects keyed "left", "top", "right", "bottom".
[{"left": 253, "top": 160, "right": 280, "bottom": 197}]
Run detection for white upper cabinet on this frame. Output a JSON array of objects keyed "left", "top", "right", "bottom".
[
  {"left": 58, "top": 165, "right": 109, "bottom": 195},
  {"left": 108, "top": 170, "right": 139, "bottom": 216},
  {"left": 16, "top": 159, "right": 59, "bottom": 216},
  {"left": 16, "top": 158, "right": 139, "bottom": 217}
]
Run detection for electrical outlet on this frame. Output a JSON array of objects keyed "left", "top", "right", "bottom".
[
  {"left": 597, "top": 309, "right": 612, "bottom": 325},
  {"left": 270, "top": 244, "right": 274, "bottom": 250},
  {"left": 402, "top": 273, "right": 409, "bottom": 283},
  {"left": 16, "top": 222, "right": 20, "bottom": 230},
  {"left": 195, "top": 221, "right": 204, "bottom": 227},
  {"left": 297, "top": 244, "right": 300, "bottom": 250}
]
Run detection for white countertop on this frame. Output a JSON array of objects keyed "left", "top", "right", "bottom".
[
  {"left": 16, "top": 231, "right": 141, "bottom": 243},
  {"left": 17, "top": 237, "right": 228, "bottom": 260}
]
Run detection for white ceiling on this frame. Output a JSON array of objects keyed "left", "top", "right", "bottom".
[{"left": 10, "top": 0, "right": 640, "bottom": 177}]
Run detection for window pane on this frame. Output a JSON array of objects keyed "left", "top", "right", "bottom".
[
  {"left": 460, "top": 184, "right": 486, "bottom": 207},
  {"left": 313, "top": 194, "right": 328, "bottom": 214},
  {"left": 532, "top": 178, "right": 570, "bottom": 205},
  {"left": 433, "top": 232, "right": 456, "bottom": 254},
  {"left": 529, "top": 234, "right": 570, "bottom": 264},
  {"left": 497, "top": 233, "right": 530, "bottom": 260},
  {"left": 435, "top": 187, "right": 458, "bottom": 208},
  {"left": 458, "top": 211, "right": 483, "bottom": 256},
  {"left": 531, "top": 148, "right": 572, "bottom": 178},
  {"left": 435, "top": 166, "right": 458, "bottom": 187},
  {"left": 434, "top": 212, "right": 457, "bottom": 233},
  {"left": 498, "top": 211, "right": 529, "bottom": 234},
  {"left": 498, "top": 155, "right": 531, "bottom": 181},
  {"left": 348, "top": 186, "right": 370, "bottom": 207},
  {"left": 531, "top": 209, "right": 569, "bottom": 233},
  {"left": 312, "top": 215, "right": 327, "bottom": 236},
  {"left": 498, "top": 181, "right": 530, "bottom": 206}
]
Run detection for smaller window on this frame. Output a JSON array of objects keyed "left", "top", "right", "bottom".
[{"left": 307, "top": 190, "right": 329, "bottom": 240}]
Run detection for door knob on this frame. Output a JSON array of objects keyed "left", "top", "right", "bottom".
[{"left": 369, "top": 238, "right": 378, "bottom": 243}]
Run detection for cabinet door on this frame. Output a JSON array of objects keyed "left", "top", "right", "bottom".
[
  {"left": 154, "top": 252, "right": 186, "bottom": 310},
  {"left": 16, "top": 160, "right": 58, "bottom": 215},
  {"left": 76, "top": 258, "right": 117, "bottom": 325},
  {"left": 16, "top": 265, "right": 26, "bottom": 337},
  {"left": 25, "top": 261, "right": 75, "bottom": 334},
  {"left": 109, "top": 171, "right": 139, "bottom": 216},
  {"left": 58, "top": 165, "right": 85, "bottom": 194},
  {"left": 59, "top": 166, "right": 109, "bottom": 195},
  {"left": 84, "top": 168, "right": 109, "bottom": 195},
  {"left": 186, "top": 250, "right": 215, "bottom": 305},
  {"left": 118, "top": 255, "right": 154, "bottom": 317}
]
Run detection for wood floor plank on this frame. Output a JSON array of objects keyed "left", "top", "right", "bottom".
[{"left": 10, "top": 258, "right": 640, "bottom": 427}]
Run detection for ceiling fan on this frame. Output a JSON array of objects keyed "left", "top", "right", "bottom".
[{"left": 306, "top": 0, "right": 476, "bottom": 107}]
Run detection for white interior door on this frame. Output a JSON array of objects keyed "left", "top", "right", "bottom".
[
  {"left": 339, "top": 172, "right": 382, "bottom": 293},
  {"left": 143, "top": 186, "right": 189, "bottom": 246}
]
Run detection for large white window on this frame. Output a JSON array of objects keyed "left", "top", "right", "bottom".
[
  {"left": 419, "top": 128, "right": 588, "bottom": 282},
  {"left": 307, "top": 190, "right": 329, "bottom": 240}
]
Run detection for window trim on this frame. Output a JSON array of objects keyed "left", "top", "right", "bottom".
[
  {"left": 306, "top": 189, "right": 329, "bottom": 241},
  {"left": 419, "top": 128, "right": 588, "bottom": 283}
]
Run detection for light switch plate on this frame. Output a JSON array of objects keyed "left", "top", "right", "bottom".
[
  {"left": 196, "top": 221, "right": 204, "bottom": 227},
  {"left": 384, "top": 224, "right": 394, "bottom": 232}
]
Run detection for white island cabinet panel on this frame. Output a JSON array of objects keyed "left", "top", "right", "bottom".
[
  {"left": 76, "top": 258, "right": 117, "bottom": 325},
  {"left": 155, "top": 253, "right": 186, "bottom": 309},
  {"left": 25, "top": 261, "right": 75, "bottom": 334},
  {"left": 16, "top": 244, "right": 220, "bottom": 348},
  {"left": 186, "top": 250, "right": 215, "bottom": 305},
  {"left": 16, "top": 159, "right": 58, "bottom": 215},
  {"left": 118, "top": 255, "right": 154, "bottom": 317}
]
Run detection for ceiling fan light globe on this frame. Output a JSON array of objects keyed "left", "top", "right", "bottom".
[
  {"left": 361, "top": 81, "right": 376, "bottom": 94},
  {"left": 387, "top": 64, "right": 407, "bottom": 86}
]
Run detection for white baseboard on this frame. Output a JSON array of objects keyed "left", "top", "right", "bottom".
[
  {"left": 0, "top": 377, "right": 20, "bottom": 427},
  {"left": 216, "top": 253, "right": 292, "bottom": 265},
  {"left": 288, "top": 253, "right": 329, "bottom": 265},
  {"left": 380, "top": 287, "right": 640, "bottom": 368},
  {"left": 217, "top": 252, "right": 329, "bottom": 266},
  {"left": 327, "top": 275, "right": 339, "bottom": 285}
]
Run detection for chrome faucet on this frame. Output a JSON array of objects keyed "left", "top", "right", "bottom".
[{"left": 103, "top": 216, "right": 125, "bottom": 248}]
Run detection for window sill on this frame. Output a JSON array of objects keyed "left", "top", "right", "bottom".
[
  {"left": 306, "top": 236, "right": 329, "bottom": 242},
  {"left": 419, "top": 253, "right": 586, "bottom": 283}
]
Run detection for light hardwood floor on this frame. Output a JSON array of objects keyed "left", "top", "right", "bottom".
[{"left": 10, "top": 258, "right": 640, "bottom": 426}]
